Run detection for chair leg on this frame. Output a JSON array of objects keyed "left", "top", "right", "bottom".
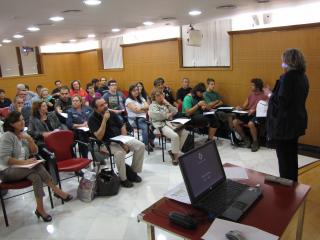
[
  {"left": 0, "top": 191, "right": 9, "bottom": 227},
  {"left": 48, "top": 187, "right": 54, "bottom": 209},
  {"left": 54, "top": 166, "right": 64, "bottom": 205},
  {"left": 161, "top": 137, "right": 165, "bottom": 162}
]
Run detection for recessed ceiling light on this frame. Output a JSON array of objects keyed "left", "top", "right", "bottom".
[
  {"left": 2, "top": 39, "right": 12, "bottom": 43},
  {"left": 0, "top": 44, "right": 2, "bottom": 47},
  {"left": 83, "top": 0, "right": 102, "bottom": 6},
  {"left": 143, "top": 21, "right": 154, "bottom": 26},
  {"left": 189, "top": 10, "right": 202, "bottom": 16},
  {"left": 111, "top": 28, "right": 121, "bottom": 32},
  {"left": 27, "top": 26, "right": 40, "bottom": 32},
  {"left": 13, "top": 34, "right": 24, "bottom": 39},
  {"left": 49, "top": 16, "right": 64, "bottom": 22},
  {"left": 88, "top": 34, "right": 96, "bottom": 38},
  {"left": 69, "top": 39, "right": 77, "bottom": 42}
]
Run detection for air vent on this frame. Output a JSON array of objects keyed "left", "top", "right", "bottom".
[
  {"left": 216, "top": 4, "right": 237, "bottom": 10},
  {"left": 62, "top": 9, "right": 82, "bottom": 13},
  {"left": 161, "top": 17, "right": 176, "bottom": 21},
  {"left": 37, "top": 22, "right": 53, "bottom": 26}
]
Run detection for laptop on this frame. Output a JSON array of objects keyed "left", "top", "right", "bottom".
[{"left": 178, "top": 140, "right": 262, "bottom": 221}]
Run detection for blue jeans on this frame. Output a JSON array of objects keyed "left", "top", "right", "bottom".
[{"left": 130, "top": 117, "right": 149, "bottom": 145}]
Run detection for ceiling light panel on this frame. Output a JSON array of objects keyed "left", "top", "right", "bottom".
[
  {"left": 111, "top": 28, "right": 120, "bottom": 32},
  {"left": 49, "top": 16, "right": 64, "bottom": 22},
  {"left": 13, "top": 34, "right": 24, "bottom": 39},
  {"left": 27, "top": 26, "right": 40, "bottom": 32},
  {"left": 143, "top": 21, "right": 154, "bottom": 26},
  {"left": 189, "top": 10, "right": 202, "bottom": 16},
  {"left": 2, "top": 39, "right": 12, "bottom": 43},
  {"left": 88, "top": 34, "right": 96, "bottom": 38},
  {"left": 83, "top": 0, "right": 102, "bottom": 6}
]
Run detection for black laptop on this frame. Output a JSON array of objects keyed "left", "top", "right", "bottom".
[{"left": 178, "top": 140, "right": 262, "bottom": 221}]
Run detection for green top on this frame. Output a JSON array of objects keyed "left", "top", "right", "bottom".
[
  {"left": 182, "top": 95, "right": 202, "bottom": 116},
  {"left": 204, "top": 91, "right": 221, "bottom": 104}
]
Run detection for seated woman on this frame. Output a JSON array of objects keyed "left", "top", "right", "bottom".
[
  {"left": 39, "top": 88, "right": 55, "bottom": 112},
  {"left": 66, "top": 95, "right": 92, "bottom": 158},
  {"left": 29, "top": 100, "right": 65, "bottom": 147},
  {"left": 69, "top": 80, "right": 88, "bottom": 98},
  {"left": 149, "top": 90, "right": 188, "bottom": 165},
  {"left": 232, "top": 78, "right": 269, "bottom": 152},
  {"left": 136, "top": 82, "right": 151, "bottom": 104},
  {"left": 182, "top": 83, "right": 220, "bottom": 141},
  {"left": 84, "top": 83, "right": 101, "bottom": 107},
  {"left": 125, "top": 84, "right": 154, "bottom": 152},
  {"left": 0, "top": 111, "right": 72, "bottom": 222}
]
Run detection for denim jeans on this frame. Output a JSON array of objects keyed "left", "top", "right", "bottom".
[{"left": 130, "top": 117, "right": 149, "bottom": 145}]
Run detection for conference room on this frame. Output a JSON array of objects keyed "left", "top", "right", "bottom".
[{"left": 0, "top": 0, "right": 319, "bottom": 239}]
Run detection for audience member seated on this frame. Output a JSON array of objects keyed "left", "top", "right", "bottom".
[
  {"left": 31, "top": 85, "right": 43, "bottom": 103},
  {"left": 85, "top": 83, "right": 101, "bottom": 107},
  {"left": 69, "top": 80, "right": 88, "bottom": 98},
  {"left": 96, "top": 76, "right": 109, "bottom": 96},
  {"left": 0, "top": 89, "right": 11, "bottom": 108},
  {"left": 39, "top": 88, "right": 55, "bottom": 112},
  {"left": 0, "top": 111, "right": 72, "bottom": 222},
  {"left": 232, "top": 78, "right": 269, "bottom": 152},
  {"left": 91, "top": 78, "right": 99, "bottom": 91},
  {"left": 15, "top": 84, "right": 36, "bottom": 108},
  {"left": 66, "top": 95, "right": 92, "bottom": 158},
  {"left": 153, "top": 77, "right": 175, "bottom": 106},
  {"left": 136, "top": 82, "right": 151, "bottom": 104},
  {"left": 88, "top": 97, "right": 145, "bottom": 188},
  {"left": 204, "top": 78, "right": 234, "bottom": 130},
  {"left": 125, "top": 84, "right": 154, "bottom": 152},
  {"left": 51, "top": 80, "right": 62, "bottom": 99},
  {"left": 182, "top": 83, "right": 220, "bottom": 141},
  {"left": 9, "top": 96, "right": 32, "bottom": 127},
  {"left": 149, "top": 89, "right": 188, "bottom": 165},
  {"left": 103, "top": 79, "right": 126, "bottom": 122},
  {"left": 55, "top": 86, "right": 72, "bottom": 123},
  {"left": 176, "top": 78, "right": 192, "bottom": 106}
]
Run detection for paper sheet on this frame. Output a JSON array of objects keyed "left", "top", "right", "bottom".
[
  {"left": 224, "top": 167, "right": 249, "bottom": 180},
  {"left": 78, "top": 127, "right": 90, "bottom": 132},
  {"left": 217, "top": 107, "right": 234, "bottom": 110},
  {"left": 232, "top": 110, "right": 248, "bottom": 114},
  {"left": 12, "top": 160, "right": 45, "bottom": 169},
  {"left": 164, "top": 182, "right": 191, "bottom": 204},
  {"left": 110, "top": 135, "right": 135, "bottom": 144},
  {"left": 59, "top": 112, "right": 68, "bottom": 118},
  {"left": 203, "top": 110, "right": 216, "bottom": 115},
  {"left": 170, "top": 118, "right": 191, "bottom": 125},
  {"left": 202, "top": 218, "right": 279, "bottom": 240}
]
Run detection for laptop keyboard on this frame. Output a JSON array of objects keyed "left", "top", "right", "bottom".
[{"left": 196, "top": 180, "right": 248, "bottom": 215}]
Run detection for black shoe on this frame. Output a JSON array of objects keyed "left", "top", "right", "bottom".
[
  {"left": 128, "top": 174, "right": 142, "bottom": 183},
  {"left": 120, "top": 179, "right": 134, "bottom": 188},
  {"left": 251, "top": 141, "right": 260, "bottom": 152},
  {"left": 54, "top": 193, "right": 73, "bottom": 202},
  {"left": 145, "top": 145, "right": 154, "bottom": 152},
  {"left": 149, "top": 141, "right": 155, "bottom": 148},
  {"left": 35, "top": 210, "right": 52, "bottom": 222}
]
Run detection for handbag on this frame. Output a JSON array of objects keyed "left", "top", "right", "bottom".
[{"left": 96, "top": 168, "right": 120, "bottom": 196}]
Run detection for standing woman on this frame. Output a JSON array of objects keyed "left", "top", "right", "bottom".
[
  {"left": 0, "top": 111, "right": 72, "bottom": 222},
  {"left": 267, "top": 48, "right": 309, "bottom": 181}
]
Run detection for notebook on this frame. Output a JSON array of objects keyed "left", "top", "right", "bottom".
[{"left": 178, "top": 140, "right": 262, "bottom": 221}]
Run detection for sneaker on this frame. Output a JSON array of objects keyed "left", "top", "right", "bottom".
[
  {"left": 120, "top": 179, "right": 133, "bottom": 188},
  {"left": 251, "top": 141, "right": 259, "bottom": 152}
]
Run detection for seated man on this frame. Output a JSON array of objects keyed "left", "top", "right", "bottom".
[
  {"left": 51, "top": 80, "right": 62, "bottom": 99},
  {"left": 54, "top": 86, "right": 72, "bottom": 124},
  {"left": 153, "top": 77, "right": 175, "bottom": 106},
  {"left": 0, "top": 89, "right": 11, "bottom": 108},
  {"left": 204, "top": 78, "right": 234, "bottom": 130},
  {"left": 182, "top": 83, "right": 220, "bottom": 141},
  {"left": 102, "top": 80, "right": 126, "bottom": 122},
  {"left": 176, "top": 78, "right": 192, "bottom": 106},
  {"left": 232, "top": 78, "right": 269, "bottom": 152},
  {"left": 96, "top": 76, "right": 109, "bottom": 96},
  {"left": 88, "top": 97, "right": 145, "bottom": 188},
  {"left": 9, "top": 96, "right": 31, "bottom": 127}
]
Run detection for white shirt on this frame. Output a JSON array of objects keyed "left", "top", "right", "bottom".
[{"left": 125, "top": 97, "right": 147, "bottom": 123}]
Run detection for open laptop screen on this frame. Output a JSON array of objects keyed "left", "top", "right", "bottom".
[{"left": 179, "top": 141, "right": 226, "bottom": 203}]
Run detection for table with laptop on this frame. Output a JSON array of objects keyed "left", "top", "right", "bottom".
[{"left": 138, "top": 141, "right": 310, "bottom": 240}]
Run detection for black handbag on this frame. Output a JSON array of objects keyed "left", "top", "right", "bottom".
[{"left": 96, "top": 168, "right": 120, "bottom": 196}]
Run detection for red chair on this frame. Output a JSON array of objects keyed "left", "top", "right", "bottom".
[
  {"left": 44, "top": 130, "right": 92, "bottom": 188},
  {"left": 0, "top": 107, "right": 9, "bottom": 119},
  {"left": 0, "top": 180, "right": 53, "bottom": 227}
]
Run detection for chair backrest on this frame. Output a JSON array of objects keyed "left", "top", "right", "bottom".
[
  {"left": 44, "top": 130, "right": 74, "bottom": 161},
  {"left": 0, "top": 107, "right": 9, "bottom": 119}
]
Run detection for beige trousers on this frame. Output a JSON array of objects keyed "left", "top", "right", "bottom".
[
  {"left": 161, "top": 126, "right": 188, "bottom": 154},
  {"left": 109, "top": 138, "right": 145, "bottom": 181}
]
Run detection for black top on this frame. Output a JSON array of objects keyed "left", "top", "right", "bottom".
[
  {"left": 176, "top": 87, "right": 192, "bottom": 101},
  {"left": 163, "top": 87, "right": 175, "bottom": 105},
  {"left": 51, "top": 87, "right": 61, "bottom": 95},
  {"left": 0, "top": 98, "right": 12, "bottom": 108},
  {"left": 267, "top": 70, "right": 309, "bottom": 140},
  {"left": 97, "top": 86, "right": 109, "bottom": 96},
  {"left": 88, "top": 110, "right": 123, "bottom": 142},
  {"left": 54, "top": 97, "right": 72, "bottom": 112}
]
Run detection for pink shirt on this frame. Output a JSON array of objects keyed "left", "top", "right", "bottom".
[{"left": 247, "top": 91, "right": 268, "bottom": 111}]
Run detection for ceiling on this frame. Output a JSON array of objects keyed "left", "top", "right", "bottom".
[{"left": 0, "top": 0, "right": 318, "bottom": 46}]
